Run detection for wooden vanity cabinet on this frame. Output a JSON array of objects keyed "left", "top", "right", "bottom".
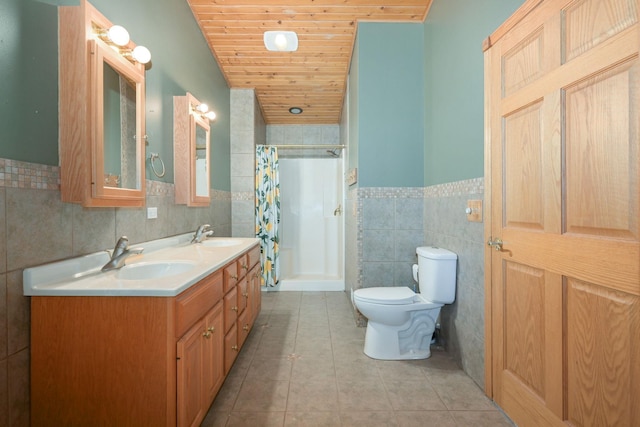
[{"left": 30, "top": 243, "right": 261, "bottom": 427}]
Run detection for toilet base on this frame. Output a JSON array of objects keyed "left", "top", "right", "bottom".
[{"left": 362, "top": 308, "right": 438, "bottom": 360}]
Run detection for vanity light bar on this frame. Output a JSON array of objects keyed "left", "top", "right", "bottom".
[{"left": 93, "top": 23, "right": 151, "bottom": 65}]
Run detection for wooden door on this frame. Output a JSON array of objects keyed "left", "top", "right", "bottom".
[{"left": 484, "top": 1, "right": 640, "bottom": 426}]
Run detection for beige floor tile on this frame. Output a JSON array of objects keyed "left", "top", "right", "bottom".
[
  {"left": 450, "top": 410, "right": 516, "bottom": 426},
  {"left": 334, "top": 357, "right": 381, "bottom": 382},
  {"left": 428, "top": 371, "right": 495, "bottom": 411},
  {"left": 377, "top": 360, "right": 429, "bottom": 382},
  {"left": 287, "top": 379, "right": 339, "bottom": 412},
  {"left": 395, "top": 410, "right": 456, "bottom": 427},
  {"left": 384, "top": 380, "right": 447, "bottom": 411},
  {"left": 284, "top": 411, "right": 341, "bottom": 426},
  {"left": 233, "top": 379, "right": 290, "bottom": 412},
  {"left": 337, "top": 379, "right": 393, "bottom": 412},
  {"left": 340, "top": 410, "right": 399, "bottom": 426},
  {"left": 290, "top": 356, "right": 336, "bottom": 382},
  {"left": 226, "top": 411, "right": 285, "bottom": 427},
  {"left": 246, "top": 357, "right": 293, "bottom": 381}
]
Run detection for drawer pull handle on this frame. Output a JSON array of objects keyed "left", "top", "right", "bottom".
[
  {"left": 207, "top": 327, "right": 215, "bottom": 333},
  {"left": 230, "top": 274, "right": 238, "bottom": 280},
  {"left": 203, "top": 331, "right": 211, "bottom": 339},
  {"left": 243, "top": 292, "right": 249, "bottom": 298},
  {"left": 243, "top": 325, "right": 249, "bottom": 331},
  {"left": 241, "top": 264, "right": 248, "bottom": 271},
  {"left": 232, "top": 345, "right": 238, "bottom": 351},
  {"left": 231, "top": 306, "right": 238, "bottom": 312}
]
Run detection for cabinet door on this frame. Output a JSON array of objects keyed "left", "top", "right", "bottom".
[
  {"left": 237, "top": 278, "right": 248, "bottom": 314},
  {"left": 203, "top": 302, "right": 224, "bottom": 403},
  {"left": 224, "top": 323, "right": 238, "bottom": 375},
  {"left": 249, "top": 264, "right": 262, "bottom": 325},
  {"left": 237, "top": 309, "right": 250, "bottom": 349},
  {"left": 177, "top": 318, "right": 206, "bottom": 427},
  {"left": 224, "top": 287, "right": 238, "bottom": 333}
]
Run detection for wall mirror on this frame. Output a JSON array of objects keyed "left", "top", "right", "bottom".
[
  {"left": 59, "top": 0, "right": 148, "bottom": 207},
  {"left": 174, "top": 92, "right": 212, "bottom": 207}
]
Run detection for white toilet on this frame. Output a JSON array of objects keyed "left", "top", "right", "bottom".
[{"left": 353, "top": 246, "right": 457, "bottom": 360}]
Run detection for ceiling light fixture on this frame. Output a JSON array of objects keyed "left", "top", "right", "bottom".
[
  {"left": 264, "top": 31, "right": 298, "bottom": 52},
  {"left": 289, "top": 107, "right": 303, "bottom": 114}
]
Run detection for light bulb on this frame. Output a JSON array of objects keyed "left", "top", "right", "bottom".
[
  {"left": 205, "top": 111, "right": 217, "bottom": 121},
  {"left": 196, "top": 103, "right": 209, "bottom": 114},
  {"left": 107, "top": 25, "right": 130, "bottom": 47},
  {"left": 131, "top": 45, "right": 151, "bottom": 64},
  {"left": 274, "top": 33, "right": 288, "bottom": 51}
]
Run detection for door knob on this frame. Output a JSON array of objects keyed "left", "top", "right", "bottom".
[{"left": 487, "top": 237, "right": 503, "bottom": 251}]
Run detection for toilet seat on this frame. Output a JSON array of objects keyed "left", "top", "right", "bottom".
[{"left": 354, "top": 287, "right": 416, "bottom": 305}]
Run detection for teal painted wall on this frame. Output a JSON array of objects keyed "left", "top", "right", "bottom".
[
  {"left": 0, "top": 0, "right": 59, "bottom": 166},
  {"left": 353, "top": 23, "right": 425, "bottom": 188},
  {"left": 423, "top": 0, "right": 524, "bottom": 186},
  {"left": 0, "top": 0, "right": 231, "bottom": 190}
]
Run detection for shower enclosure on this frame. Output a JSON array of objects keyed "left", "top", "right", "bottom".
[{"left": 276, "top": 147, "right": 344, "bottom": 291}]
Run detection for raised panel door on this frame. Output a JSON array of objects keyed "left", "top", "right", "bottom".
[
  {"left": 486, "top": 0, "right": 640, "bottom": 425},
  {"left": 203, "top": 302, "right": 224, "bottom": 404}
]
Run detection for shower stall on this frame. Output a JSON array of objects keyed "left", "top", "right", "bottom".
[{"left": 276, "top": 145, "right": 345, "bottom": 291}]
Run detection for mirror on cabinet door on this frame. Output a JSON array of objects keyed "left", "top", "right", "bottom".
[
  {"left": 92, "top": 39, "right": 145, "bottom": 198},
  {"left": 174, "top": 93, "right": 212, "bottom": 207},
  {"left": 59, "top": 0, "right": 149, "bottom": 207}
]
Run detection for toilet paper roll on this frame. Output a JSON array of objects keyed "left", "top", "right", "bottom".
[{"left": 412, "top": 264, "right": 419, "bottom": 282}]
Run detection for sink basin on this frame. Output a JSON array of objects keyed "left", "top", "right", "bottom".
[
  {"left": 117, "top": 261, "right": 196, "bottom": 281},
  {"left": 200, "top": 239, "right": 243, "bottom": 248}
]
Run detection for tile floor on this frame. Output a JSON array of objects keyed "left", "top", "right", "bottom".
[{"left": 202, "top": 291, "right": 514, "bottom": 427}]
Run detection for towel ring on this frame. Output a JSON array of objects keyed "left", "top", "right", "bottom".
[{"left": 148, "top": 152, "right": 166, "bottom": 178}]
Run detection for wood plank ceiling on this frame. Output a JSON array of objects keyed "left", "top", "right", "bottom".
[{"left": 187, "top": 0, "right": 433, "bottom": 124}]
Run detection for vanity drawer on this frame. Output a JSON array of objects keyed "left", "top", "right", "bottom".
[
  {"left": 247, "top": 245, "right": 261, "bottom": 269},
  {"left": 223, "top": 261, "right": 239, "bottom": 293},
  {"left": 175, "top": 271, "right": 223, "bottom": 338}
]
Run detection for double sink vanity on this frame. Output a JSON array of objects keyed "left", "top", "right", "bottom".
[{"left": 24, "top": 234, "right": 262, "bottom": 427}]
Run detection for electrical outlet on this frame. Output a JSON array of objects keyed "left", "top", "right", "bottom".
[{"left": 147, "top": 207, "right": 158, "bottom": 219}]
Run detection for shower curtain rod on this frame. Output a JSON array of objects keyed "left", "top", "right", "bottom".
[{"left": 260, "top": 144, "right": 345, "bottom": 149}]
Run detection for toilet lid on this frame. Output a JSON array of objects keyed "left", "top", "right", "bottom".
[{"left": 354, "top": 287, "right": 416, "bottom": 305}]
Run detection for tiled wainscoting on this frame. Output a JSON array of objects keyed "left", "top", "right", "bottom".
[
  {"left": 0, "top": 158, "right": 232, "bottom": 426},
  {"left": 346, "top": 178, "right": 486, "bottom": 388}
]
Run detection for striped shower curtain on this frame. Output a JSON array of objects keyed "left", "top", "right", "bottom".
[{"left": 255, "top": 145, "right": 280, "bottom": 287}]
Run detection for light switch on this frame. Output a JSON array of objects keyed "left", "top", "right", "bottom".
[
  {"left": 466, "top": 200, "right": 482, "bottom": 222},
  {"left": 147, "top": 207, "right": 158, "bottom": 219}
]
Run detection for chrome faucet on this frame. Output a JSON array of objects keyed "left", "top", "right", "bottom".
[
  {"left": 101, "top": 236, "right": 144, "bottom": 272},
  {"left": 191, "top": 224, "right": 214, "bottom": 244}
]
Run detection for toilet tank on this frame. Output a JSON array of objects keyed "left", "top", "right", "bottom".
[{"left": 416, "top": 246, "right": 457, "bottom": 304}]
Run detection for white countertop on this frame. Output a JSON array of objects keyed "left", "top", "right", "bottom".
[{"left": 23, "top": 235, "right": 260, "bottom": 297}]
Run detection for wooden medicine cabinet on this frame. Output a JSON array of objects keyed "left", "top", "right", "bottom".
[
  {"left": 59, "top": 0, "right": 147, "bottom": 207},
  {"left": 174, "top": 93, "right": 212, "bottom": 207}
]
